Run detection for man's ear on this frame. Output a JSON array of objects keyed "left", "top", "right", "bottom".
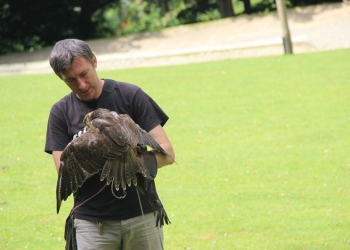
[{"left": 93, "top": 54, "right": 97, "bottom": 68}]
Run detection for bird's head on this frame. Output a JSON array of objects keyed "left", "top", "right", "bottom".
[
  {"left": 83, "top": 111, "right": 93, "bottom": 129},
  {"left": 83, "top": 108, "right": 113, "bottom": 130}
]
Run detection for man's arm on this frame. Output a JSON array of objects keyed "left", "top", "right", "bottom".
[
  {"left": 53, "top": 151, "right": 63, "bottom": 173},
  {"left": 148, "top": 124, "right": 175, "bottom": 168}
]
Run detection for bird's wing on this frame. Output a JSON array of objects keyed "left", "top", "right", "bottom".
[
  {"left": 56, "top": 109, "right": 174, "bottom": 214},
  {"left": 56, "top": 125, "right": 126, "bottom": 213},
  {"left": 119, "top": 114, "right": 175, "bottom": 162},
  {"left": 101, "top": 148, "right": 143, "bottom": 191},
  {"left": 92, "top": 115, "right": 145, "bottom": 191}
]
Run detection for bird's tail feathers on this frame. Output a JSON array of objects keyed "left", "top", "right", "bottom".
[{"left": 101, "top": 148, "right": 145, "bottom": 192}]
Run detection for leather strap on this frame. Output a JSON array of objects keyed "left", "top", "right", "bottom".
[{"left": 97, "top": 79, "right": 115, "bottom": 109}]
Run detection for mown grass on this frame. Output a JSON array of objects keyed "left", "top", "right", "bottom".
[{"left": 0, "top": 48, "right": 349, "bottom": 249}]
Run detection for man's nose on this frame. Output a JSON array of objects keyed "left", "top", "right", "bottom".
[{"left": 77, "top": 77, "right": 86, "bottom": 89}]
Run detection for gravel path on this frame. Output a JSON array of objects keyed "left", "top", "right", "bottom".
[{"left": 0, "top": 2, "right": 349, "bottom": 76}]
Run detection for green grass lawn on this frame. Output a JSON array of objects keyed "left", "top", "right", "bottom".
[{"left": 1, "top": 48, "right": 349, "bottom": 249}]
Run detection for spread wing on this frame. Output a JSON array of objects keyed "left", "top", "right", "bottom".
[
  {"left": 56, "top": 109, "right": 173, "bottom": 214},
  {"left": 56, "top": 124, "right": 139, "bottom": 213},
  {"left": 118, "top": 113, "right": 174, "bottom": 161}
]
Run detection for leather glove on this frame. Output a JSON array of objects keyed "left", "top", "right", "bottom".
[
  {"left": 136, "top": 149, "right": 171, "bottom": 227},
  {"left": 137, "top": 150, "right": 158, "bottom": 180}
]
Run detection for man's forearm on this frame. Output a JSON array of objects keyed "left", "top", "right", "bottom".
[
  {"left": 53, "top": 151, "right": 63, "bottom": 173},
  {"left": 151, "top": 149, "right": 175, "bottom": 168}
]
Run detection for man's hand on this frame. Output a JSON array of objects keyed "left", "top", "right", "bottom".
[{"left": 132, "top": 146, "right": 141, "bottom": 155}]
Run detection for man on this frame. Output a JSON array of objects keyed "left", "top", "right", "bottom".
[{"left": 45, "top": 39, "right": 175, "bottom": 249}]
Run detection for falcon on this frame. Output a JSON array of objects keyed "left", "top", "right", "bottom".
[{"left": 56, "top": 108, "right": 174, "bottom": 216}]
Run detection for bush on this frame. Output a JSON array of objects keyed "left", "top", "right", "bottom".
[{"left": 99, "top": 0, "right": 182, "bottom": 37}]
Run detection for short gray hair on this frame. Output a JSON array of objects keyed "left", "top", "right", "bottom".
[{"left": 49, "top": 39, "right": 95, "bottom": 78}]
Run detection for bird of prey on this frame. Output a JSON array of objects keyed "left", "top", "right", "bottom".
[{"left": 56, "top": 108, "right": 174, "bottom": 214}]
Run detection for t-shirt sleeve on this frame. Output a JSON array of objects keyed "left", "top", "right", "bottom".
[
  {"left": 44, "top": 105, "right": 72, "bottom": 154},
  {"left": 131, "top": 88, "right": 169, "bottom": 132}
]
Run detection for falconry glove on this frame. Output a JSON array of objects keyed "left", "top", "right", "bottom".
[
  {"left": 147, "top": 179, "right": 171, "bottom": 227},
  {"left": 136, "top": 150, "right": 171, "bottom": 227},
  {"left": 137, "top": 149, "right": 158, "bottom": 180}
]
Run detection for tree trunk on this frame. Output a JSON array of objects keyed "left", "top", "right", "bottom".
[
  {"left": 243, "top": 0, "right": 252, "bottom": 14},
  {"left": 217, "top": 0, "right": 234, "bottom": 18},
  {"left": 78, "top": 0, "right": 116, "bottom": 39},
  {"left": 79, "top": 2, "right": 96, "bottom": 39}
]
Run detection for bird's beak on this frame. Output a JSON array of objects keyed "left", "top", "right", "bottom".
[{"left": 83, "top": 112, "right": 92, "bottom": 128}]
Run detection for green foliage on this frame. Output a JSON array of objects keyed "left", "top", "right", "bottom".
[
  {"left": 0, "top": 0, "right": 117, "bottom": 56},
  {"left": 99, "top": 0, "right": 182, "bottom": 37},
  {"left": 234, "top": 0, "right": 341, "bottom": 15},
  {"left": 0, "top": 0, "right": 343, "bottom": 55},
  {"left": 0, "top": 0, "right": 80, "bottom": 55},
  {"left": 195, "top": 8, "right": 221, "bottom": 22},
  {"left": 176, "top": 0, "right": 220, "bottom": 24},
  {"left": 1, "top": 48, "right": 350, "bottom": 249},
  {"left": 289, "top": 0, "right": 340, "bottom": 7},
  {"left": 247, "top": 0, "right": 278, "bottom": 13}
]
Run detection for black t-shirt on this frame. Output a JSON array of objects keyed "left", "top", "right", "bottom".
[{"left": 45, "top": 80, "right": 169, "bottom": 221}]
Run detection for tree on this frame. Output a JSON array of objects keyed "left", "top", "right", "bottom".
[
  {"left": 78, "top": 0, "right": 118, "bottom": 39},
  {"left": 243, "top": 0, "right": 252, "bottom": 14},
  {"left": 0, "top": 0, "right": 342, "bottom": 56},
  {"left": 217, "top": 0, "right": 234, "bottom": 17},
  {"left": 176, "top": 0, "right": 220, "bottom": 24},
  {"left": 0, "top": 0, "right": 74, "bottom": 54},
  {"left": 156, "top": 0, "right": 170, "bottom": 14},
  {"left": 0, "top": 0, "right": 119, "bottom": 55}
]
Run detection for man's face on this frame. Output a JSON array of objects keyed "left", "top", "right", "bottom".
[{"left": 60, "top": 56, "right": 102, "bottom": 101}]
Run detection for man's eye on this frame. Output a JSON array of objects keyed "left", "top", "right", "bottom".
[{"left": 65, "top": 79, "right": 75, "bottom": 83}]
